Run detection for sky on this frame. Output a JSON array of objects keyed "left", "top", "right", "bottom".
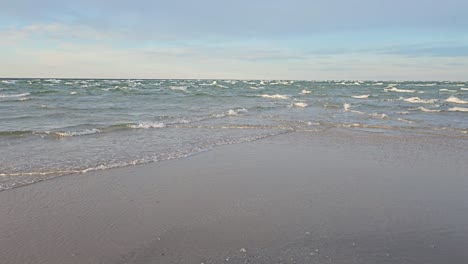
[{"left": 1, "top": 0, "right": 467, "bottom": 80}]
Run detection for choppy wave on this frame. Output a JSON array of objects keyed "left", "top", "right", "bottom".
[
  {"left": 351, "top": 95, "right": 370, "bottom": 99},
  {"left": 439, "top": 89, "right": 456, "bottom": 92},
  {"left": 369, "top": 113, "right": 388, "bottom": 119},
  {"left": 384, "top": 86, "right": 416, "bottom": 93},
  {"left": 290, "top": 102, "right": 308, "bottom": 108},
  {"left": 0, "top": 93, "right": 30, "bottom": 98},
  {"left": 126, "top": 122, "right": 166, "bottom": 129},
  {"left": 412, "top": 107, "right": 441, "bottom": 113},
  {"left": 402, "top": 97, "right": 436, "bottom": 104},
  {"left": 53, "top": 128, "right": 102, "bottom": 137},
  {"left": 448, "top": 107, "right": 468, "bottom": 112},
  {"left": 258, "top": 94, "right": 289, "bottom": 99},
  {"left": 2, "top": 79, "right": 467, "bottom": 192},
  {"left": 170, "top": 86, "right": 188, "bottom": 92},
  {"left": 228, "top": 108, "right": 248, "bottom": 116},
  {"left": 445, "top": 96, "right": 468, "bottom": 104},
  {"left": 343, "top": 103, "right": 364, "bottom": 114},
  {"left": 397, "top": 118, "right": 415, "bottom": 124}
]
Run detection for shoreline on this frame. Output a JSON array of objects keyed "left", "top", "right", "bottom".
[{"left": 1, "top": 129, "right": 467, "bottom": 263}]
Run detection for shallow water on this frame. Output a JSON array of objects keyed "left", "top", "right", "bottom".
[{"left": 1, "top": 79, "right": 467, "bottom": 190}]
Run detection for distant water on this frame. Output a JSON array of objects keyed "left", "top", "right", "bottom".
[{"left": 1, "top": 79, "right": 467, "bottom": 190}]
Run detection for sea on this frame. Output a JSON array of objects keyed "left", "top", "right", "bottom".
[{"left": 1, "top": 79, "right": 467, "bottom": 191}]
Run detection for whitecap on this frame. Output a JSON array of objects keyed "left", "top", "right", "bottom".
[
  {"left": 445, "top": 96, "right": 468, "bottom": 104},
  {"left": 448, "top": 107, "right": 468, "bottom": 112},
  {"left": 461, "top": 88, "right": 468, "bottom": 91},
  {"left": 397, "top": 118, "right": 415, "bottom": 124},
  {"left": 301, "top": 89, "right": 311, "bottom": 94},
  {"left": 384, "top": 86, "right": 415, "bottom": 93},
  {"left": 414, "top": 107, "right": 441, "bottom": 113},
  {"left": 291, "top": 102, "right": 308, "bottom": 108},
  {"left": 342, "top": 103, "right": 365, "bottom": 114},
  {"left": 1, "top": 80, "right": 16, "bottom": 84},
  {"left": 70, "top": 91, "right": 77, "bottom": 95},
  {"left": 127, "top": 122, "right": 166, "bottom": 129},
  {"left": 170, "top": 86, "right": 188, "bottom": 92},
  {"left": 226, "top": 108, "right": 248, "bottom": 116},
  {"left": 439, "top": 89, "right": 456, "bottom": 92},
  {"left": 45, "top": 79, "right": 61, "bottom": 84},
  {"left": 0, "top": 92, "right": 30, "bottom": 98},
  {"left": 351, "top": 94, "right": 369, "bottom": 99},
  {"left": 369, "top": 113, "right": 388, "bottom": 119},
  {"left": 402, "top": 97, "right": 436, "bottom": 104},
  {"left": 259, "top": 94, "right": 289, "bottom": 99},
  {"left": 343, "top": 103, "right": 351, "bottom": 111},
  {"left": 54, "top": 128, "right": 101, "bottom": 137}
]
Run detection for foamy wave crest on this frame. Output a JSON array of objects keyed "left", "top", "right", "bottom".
[
  {"left": 445, "top": 96, "right": 468, "bottom": 104},
  {"left": 369, "top": 113, "right": 388, "bottom": 119},
  {"left": 1, "top": 80, "right": 16, "bottom": 84},
  {"left": 413, "top": 107, "right": 441, "bottom": 113},
  {"left": 0, "top": 93, "right": 30, "bottom": 98},
  {"left": 301, "top": 89, "right": 311, "bottom": 94},
  {"left": 384, "top": 86, "right": 415, "bottom": 93},
  {"left": 290, "top": 102, "right": 308, "bottom": 108},
  {"left": 343, "top": 103, "right": 365, "bottom": 114},
  {"left": 397, "top": 118, "right": 415, "bottom": 124},
  {"left": 127, "top": 122, "right": 166, "bottom": 129},
  {"left": 54, "top": 128, "right": 101, "bottom": 137},
  {"left": 402, "top": 97, "right": 436, "bottom": 104},
  {"left": 226, "top": 108, "right": 248, "bottom": 116},
  {"left": 439, "top": 89, "right": 456, "bottom": 92},
  {"left": 343, "top": 103, "right": 351, "bottom": 111},
  {"left": 170, "top": 86, "right": 188, "bottom": 92},
  {"left": 351, "top": 94, "right": 370, "bottom": 99},
  {"left": 461, "top": 88, "right": 468, "bottom": 91},
  {"left": 259, "top": 94, "right": 289, "bottom": 99},
  {"left": 448, "top": 107, "right": 468, "bottom": 112}
]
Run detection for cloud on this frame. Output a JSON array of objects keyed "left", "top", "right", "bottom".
[
  {"left": 0, "top": 23, "right": 118, "bottom": 46},
  {"left": 378, "top": 45, "right": 468, "bottom": 57},
  {"left": 1, "top": 0, "right": 467, "bottom": 41}
]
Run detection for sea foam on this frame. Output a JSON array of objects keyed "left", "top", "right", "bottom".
[
  {"left": 54, "top": 129, "right": 101, "bottom": 137},
  {"left": 259, "top": 94, "right": 289, "bottom": 99},
  {"left": 448, "top": 107, "right": 468, "bottom": 112},
  {"left": 384, "top": 86, "right": 415, "bottom": 93},
  {"left": 226, "top": 108, "right": 248, "bottom": 116},
  {"left": 127, "top": 122, "right": 166, "bottom": 129},
  {"left": 351, "top": 95, "right": 370, "bottom": 99},
  {"left": 291, "top": 102, "right": 308, "bottom": 108},
  {"left": 402, "top": 97, "right": 436, "bottom": 104},
  {"left": 0, "top": 93, "right": 30, "bottom": 98},
  {"left": 414, "top": 107, "right": 441, "bottom": 113},
  {"left": 445, "top": 96, "right": 468, "bottom": 104}
]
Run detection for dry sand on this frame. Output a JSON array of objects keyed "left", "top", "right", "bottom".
[{"left": 1, "top": 129, "right": 467, "bottom": 264}]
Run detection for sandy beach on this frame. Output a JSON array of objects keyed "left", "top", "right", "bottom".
[{"left": 1, "top": 129, "right": 467, "bottom": 264}]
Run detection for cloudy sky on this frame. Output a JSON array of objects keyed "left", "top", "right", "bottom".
[{"left": 1, "top": 0, "right": 467, "bottom": 80}]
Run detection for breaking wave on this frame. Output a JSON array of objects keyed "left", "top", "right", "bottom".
[{"left": 445, "top": 96, "right": 468, "bottom": 104}]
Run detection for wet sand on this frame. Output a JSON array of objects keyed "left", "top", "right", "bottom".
[{"left": 1, "top": 129, "right": 467, "bottom": 264}]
